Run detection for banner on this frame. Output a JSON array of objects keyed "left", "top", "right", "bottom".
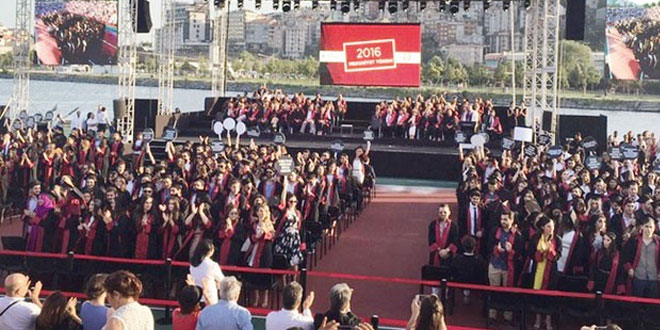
[
  {"left": 319, "top": 23, "right": 421, "bottom": 87},
  {"left": 34, "top": 0, "right": 118, "bottom": 66}
]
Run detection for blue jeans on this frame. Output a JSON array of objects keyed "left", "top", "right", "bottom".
[{"left": 632, "top": 278, "right": 658, "bottom": 298}]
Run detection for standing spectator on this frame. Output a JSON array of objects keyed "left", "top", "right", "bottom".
[
  {"left": 189, "top": 239, "right": 225, "bottom": 305},
  {"left": 80, "top": 274, "right": 109, "bottom": 330},
  {"left": 85, "top": 113, "right": 98, "bottom": 136},
  {"left": 35, "top": 291, "right": 82, "bottom": 330},
  {"left": 70, "top": 110, "right": 84, "bottom": 132},
  {"left": 623, "top": 216, "right": 660, "bottom": 298},
  {"left": 405, "top": 294, "right": 447, "bottom": 330},
  {"left": 173, "top": 279, "right": 204, "bottom": 330},
  {"left": 96, "top": 106, "right": 109, "bottom": 134},
  {"left": 0, "top": 273, "right": 42, "bottom": 330},
  {"left": 314, "top": 283, "right": 361, "bottom": 329},
  {"left": 265, "top": 282, "right": 315, "bottom": 330},
  {"left": 195, "top": 277, "right": 253, "bottom": 330},
  {"left": 103, "top": 270, "right": 154, "bottom": 330},
  {"left": 451, "top": 236, "right": 487, "bottom": 305}
]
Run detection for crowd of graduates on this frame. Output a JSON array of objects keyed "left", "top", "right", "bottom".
[{"left": 429, "top": 129, "right": 660, "bottom": 328}]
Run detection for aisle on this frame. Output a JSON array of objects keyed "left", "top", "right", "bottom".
[{"left": 306, "top": 184, "right": 457, "bottom": 322}]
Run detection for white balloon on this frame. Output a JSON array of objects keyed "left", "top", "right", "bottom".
[
  {"left": 213, "top": 121, "right": 224, "bottom": 135},
  {"left": 236, "top": 122, "right": 247, "bottom": 135},
  {"left": 470, "top": 134, "right": 486, "bottom": 147},
  {"left": 223, "top": 118, "right": 236, "bottom": 131}
]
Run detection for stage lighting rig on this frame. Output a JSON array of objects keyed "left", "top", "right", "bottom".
[
  {"left": 255, "top": 0, "right": 261, "bottom": 9},
  {"left": 237, "top": 0, "right": 243, "bottom": 9},
  {"left": 273, "top": 0, "right": 279, "bottom": 10},
  {"left": 463, "top": 0, "right": 470, "bottom": 11},
  {"left": 503, "top": 0, "right": 510, "bottom": 11},
  {"left": 482, "top": 0, "right": 490, "bottom": 10},
  {"left": 312, "top": 0, "right": 319, "bottom": 9},
  {"left": 420, "top": 1, "right": 427, "bottom": 11},
  {"left": 524, "top": 0, "right": 531, "bottom": 8},
  {"left": 353, "top": 0, "right": 360, "bottom": 10},
  {"left": 388, "top": 0, "right": 398, "bottom": 14},
  {"left": 449, "top": 0, "right": 459, "bottom": 14},
  {"left": 379, "top": 0, "right": 385, "bottom": 11},
  {"left": 213, "top": 0, "right": 225, "bottom": 8},
  {"left": 294, "top": 0, "right": 300, "bottom": 9},
  {"left": 402, "top": 0, "right": 409, "bottom": 11},
  {"left": 282, "top": 0, "right": 291, "bottom": 11},
  {"left": 438, "top": 0, "right": 447, "bottom": 12},
  {"left": 331, "top": 0, "right": 337, "bottom": 10},
  {"left": 341, "top": 1, "right": 350, "bottom": 13}
]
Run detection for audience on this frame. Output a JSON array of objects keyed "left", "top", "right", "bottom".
[
  {"left": 173, "top": 280, "right": 204, "bottom": 330},
  {"left": 103, "top": 270, "right": 154, "bottom": 330},
  {"left": 196, "top": 276, "right": 253, "bottom": 330},
  {"left": 35, "top": 291, "right": 82, "bottom": 330},
  {"left": 265, "top": 282, "right": 314, "bottom": 330},
  {"left": 405, "top": 294, "right": 447, "bottom": 330},
  {"left": 0, "top": 273, "right": 42, "bottom": 330},
  {"left": 314, "top": 283, "right": 361, "bottom": 329},
  {"left": 80, "top": 273, "right": 109, "bottom": 330},
  {"left": 189, "top": 239, "right": 225, "bottom": 305}
]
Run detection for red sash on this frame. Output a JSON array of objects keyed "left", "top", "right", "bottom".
[
  {"left": 135, "top": 215, "right": 153, "bottom": 259},
  {"left": 218, "top": 225, "right": 235, "bottom": 265},
  {"left": 432, "top": 220, "right": 453, "bottom": 266},
  {"left": 605, "top": 251, "right": 620, "bottom": 294},
  {"left": 495, "top": 227, "right": 517, "bottom": 287}
]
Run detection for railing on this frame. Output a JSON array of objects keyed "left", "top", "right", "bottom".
[{"left": 2, "top": 249, "right": 660, "bottom": 329}]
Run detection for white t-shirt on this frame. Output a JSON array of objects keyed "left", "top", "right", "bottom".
[
  {"left": 87, "top": 118, "right": 98, "bottom": 132},
  {"left": 97, "top": 111, "right": 108, "bottom": 125},
  {"left": 557, "top": 230, "right": 575, "bottom": 273},
  {"left": 71, "top": 115, "right": 83, "bottom": 131},
  {"left": 0, "top": 296, "right": 41, "bottom": 330},
  {"left": 189, "top": 257, "right": 225, "bottom": 305},
  {"left": 265, "top": 308, "right": 314, "bottom": 330}
]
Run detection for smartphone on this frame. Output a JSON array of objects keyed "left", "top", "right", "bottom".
[{"left": 416, "top": 294, "right": 431, "bottom": 302}]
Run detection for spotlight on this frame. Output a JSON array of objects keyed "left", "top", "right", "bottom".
[
  {"left": 282, "top": 0, "right": 290, "bottom": 11},
  {"left": 312, "top": 0, "right": 319, "bottom": 9},
  {"left": 463, "top": 0, "right": 470, "bottom": 11},
  {"left": 482, "top": 0, "right": 490, "bottom": 10},
  {"left": 449, "top": 0, "right": 459, "bottom": 14},
  {"left": 273, "top": 0, "right": 279, "bottom": 10},
  {"left": 420, "top": 1, "right": 427, "bottom": 11},
  {"left": 237, "top": 0, "right": 243, "bottom": 9},
  {"left": 402, "top": 0, "right": 409, "bottom": 11},
  {"left": 330, "top": 0, "right": 337, "bottom": 10},
  {"left": 524, "top": 0, "right": 531, "bottom": 9},
  {"left": 294, "top": 0, "right": 300, "bottom": 9},
  {"left": 379, "top": 0, "right": 385, "bottom": 11},
  {"left": 353, "top": 0, "right": 360, "bottom": 10},
  {"left": 341, "top": 0, "right": 350, "bottom": 13},
  {"left": 213, "top": 0, "right": 225, "bottom": 8},
  {"left": 388, "top": 0, "right": 397, "bottom": 14},
  {"left": 503, "top": 0, "right": 510, "bottom": 11},
  {"left": 438, "top": 0, "right": 446, "bottom": 12},
  {"left": 255, "top": 0, "right": 261, "bottom": 9}
]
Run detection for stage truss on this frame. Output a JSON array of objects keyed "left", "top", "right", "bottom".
[
  {"left": 523, "top": 0, "right": 561, "bottom": 136},
  {"left": 211, "top": 3, "right": 229, "bottom": 98},
  {"left": 158, "top": 0, "right": 175, "bottom": 115},
  {"left": 8, "top": 0, "right": 33, "bottom": 119},
  {"left": 117, "top": 0, "right": 138, "bottom": 142}
]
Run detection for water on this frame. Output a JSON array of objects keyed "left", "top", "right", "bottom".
[{"left": 1, "top": 78, "right": 659, "bottom": 137}]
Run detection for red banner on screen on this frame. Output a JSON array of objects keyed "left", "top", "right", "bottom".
[{"left": 319, "top": 23, "right": 421, "bottom": 87}]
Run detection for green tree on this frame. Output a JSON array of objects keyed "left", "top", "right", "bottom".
[
  {"left": 422, "top": 55, "right": 445, "bottom": 85},
  {"left": 467, "top": 63, "right": 493, "bottom": 86},
  {"left": 494, "top": 61, "right": 508, "bottom": 87},
  {"left": 442, "top": 58, "right": 468, "bottom": 85},
  {"left": 179, "top": 61, "right": 196, "bottom": 74},
  {"left": 560, "top": 40, "right": 602, "bottom": 91}
]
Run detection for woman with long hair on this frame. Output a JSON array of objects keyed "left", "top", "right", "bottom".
[
  {"left": 189, "top": 239, "right": 224, "bottom": 305},
  {"left": 274, "top": 192, "right": 304, "bottom": 269},
  {"left": 36, "top": 291, "right": 82, "bottom": 330},
  {"left": 405, "top": 294, "right": 447, "bottom": 330},
  {"left": 179, "top": 201, "right": 213, "bottom": 260},
  {"left": 160, "top": 197, "right": 182, "bottom": 259},
  {"left": 246, "top": 204, "right": 275, "bottom": 308},
  {"left": 133, "top": 196, "right": 159, "bottom": 259},
  {"left": 216, "top": 205, "right": 246, "bottom": 266},
  {"left": 587, "top": 232, "right": 624, "bottom": 294}
]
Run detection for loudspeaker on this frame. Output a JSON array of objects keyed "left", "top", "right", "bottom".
[
  {"left": 134, "top": 99, "right": 159, "bottom": 131},
  {"left": 542, "top": 111, "right": 553, "bottom": 132},
  {"left": 135, "top": 0, "right": 152, "bottom": 33},
  {"left": 205, "top": 97, "right": 226, "bottom": 116},
  {"left": 566, "top": 0, "right": 586, "bottom": 40},
  {"left": 113, "top": 98, "right": 127, "bottom": 119}
]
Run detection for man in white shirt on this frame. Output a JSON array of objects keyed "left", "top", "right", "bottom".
[
  {"left": 266, "top": 282, "right": 315, "bottom": 330},
  {"left": 70, "top": 110, "right": 83, "bottom": 131},
  {"left": 0, "top": 273, "right": 43, "bottom": 330}
]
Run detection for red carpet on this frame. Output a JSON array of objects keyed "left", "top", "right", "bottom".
[{"left": 607, "top": 26, "right": 641, "bottom": 80}]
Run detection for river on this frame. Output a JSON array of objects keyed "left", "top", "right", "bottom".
[{"left": 1, "top": 78, "right": 659, "bottom": 137}]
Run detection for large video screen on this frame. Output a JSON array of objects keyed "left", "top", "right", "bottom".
[
  {"left": 319, "top": 23, "right": 421, "bottom": 87},
  {"left": 606, "top": 0, "right": 660, "bottom": 80},
  {"left": 34, "top": 0, "right": 118, "bottom": 66}
]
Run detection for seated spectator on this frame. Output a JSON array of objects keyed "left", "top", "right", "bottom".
[
  {"left": 80, "top": 273, "right": 109, "bottom": 330},
  {"left": 314, "top": 283, "right": 361, "bottom": 329},
  {"left": 265, "top": 282, "right": 314, "bottom": 330},
  {"left": 173, "top": 281, "right": 204, "bottom": 330},
  {"left": 189, "top": 239, "right": 225, "bottom": 305},
  {"left": 451, "top": 236, "right": 487, "bottom": 304},
  {"left": 405, "top": 294, "right": 447, "bottom": 330},
  {"left": 0, "top": 273, "right": 42, "bottom": 330},
  {"left": 35, "top": 291, "right": 82, "bottom": 330},
  {"left": 196, "top": 276, "right": 253, "bottom": 330},
  {"left": 103, "top": 270, "right": 154, "bottom": 330}
]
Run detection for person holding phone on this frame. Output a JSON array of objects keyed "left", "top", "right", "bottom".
[{"left": 405, "top": 294, "right": 447, "bottom": 330}]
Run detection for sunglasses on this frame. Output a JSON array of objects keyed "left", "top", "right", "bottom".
[
  {"left": 288, "top": 200, "right": 298, "bottom": 204},
  {"left": 144, "top": 190, "right": 153, "bottom": 193}
]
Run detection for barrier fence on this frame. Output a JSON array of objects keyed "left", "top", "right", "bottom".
[{"left": 2, "top": 249, "right": 660, "bottom": 329}]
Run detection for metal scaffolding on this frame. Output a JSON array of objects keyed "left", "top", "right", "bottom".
[
  {"left": 523, "top": 0, "right": 561, "bottom": 135},
  {"left": 211, "top": 3, "right": 229, "bottom": 98},
  {"left": 117, "top": 0, "right": 138, "bottom": 142},
  {"left": 158, "top": 0, "right": 175, "bottom": 115},
  {"left": 8, "top": 0, "right": 34, "bottom": 119}
]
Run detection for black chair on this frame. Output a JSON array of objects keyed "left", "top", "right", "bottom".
[
  {"left": 641, "top": 305, "right": 660, "bottom": 330},
  {"left": 420, "top": 265, "right": 451, "bottom": 293},
  {"left": 1, "top": 236, "right": 25, "bottom": 250}
]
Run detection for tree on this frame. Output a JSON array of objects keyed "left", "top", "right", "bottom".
[
  {"left": 560, "top": 40, "right": 602, "bottom": 91},
  {"left": 494, "top": 61, "right": 508, "bottom": 87},
  {"left": 0, "top": 52, "right": 12, "bottom": 71},
  {"left": 467, "top": 63, "right": 493, "bottom": 86},
  {"left": 422, "top": 55, "right": 445, "bottom": 85},
  {"left": 179, "top": 61, "right": 196, "bottom": 74}
]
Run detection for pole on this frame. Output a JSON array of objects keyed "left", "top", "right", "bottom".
[
  {"left": 371, "top": 315, "right": 379, "bottom": 330},
  {"left": 157, "top": 258, "right": 173, "bottom": 324},
  {"left": 510, "top": 4, "right": 516, "bottom": 104}
]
